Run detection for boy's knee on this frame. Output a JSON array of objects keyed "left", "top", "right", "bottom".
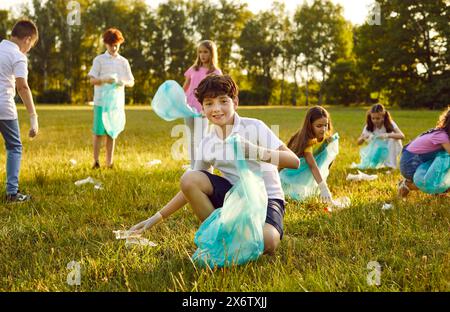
[
  {"left": 263, "top": 225, "right": 281, "bottom": 255},
  {"left": 180, "top": 171, "right": 207, "bottom": 193}
]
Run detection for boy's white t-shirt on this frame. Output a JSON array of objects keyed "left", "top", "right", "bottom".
[
  {"left": 0, "top": 40, "right": 28, "bottom": 120},
  {"left": 88, "top": 51, "right": 134, "bottom": 106},
  {"left": 194, "top": 113, "right": 285, "bottom": 201}
]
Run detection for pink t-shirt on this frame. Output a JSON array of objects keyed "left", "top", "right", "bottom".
[
  {"left": 406, "top": 130, "right": 450, "bottom": 154},
  {"left": 184, "top": 66, "right": 222, "bottom": 113}
]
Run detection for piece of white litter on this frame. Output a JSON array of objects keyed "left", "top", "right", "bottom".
[
  {"left": 350, "top": 162, "right": 358, "bottom": 169},
  {"left": 75, "top": 176, "right": 103, "bottom": 189},
  {"left": 386, "top": 171, "right": 392, "bottom": 175},
  {"left": 69, "top": 159, "right": 77, "bottom": 166},
  {"left": 331, "top": 196, "right": 351, "bottom": 210},
  {"left": 125, "top": 237, "right": 157, "bottom": 248},
  {"left": 346, "top": 170, "right": 378, "bottom": 182},
  {"left": 146, "top": 159, "right": 162, "bottom": 167},
  {"left": 381, "top": 203, "right": 393, "bottom": 210},
  {"left": 74, "top": 176, "right": 95, "bottom": 186},
  {"left": 113, "top": 230, "right": 141, "bottom": 240}
]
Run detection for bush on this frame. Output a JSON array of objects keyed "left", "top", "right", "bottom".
[
  {"left": 238, "top": 90, "right": 268, "bottom": 105},
  {"left": 36, "top": 89, "right": 71, "bottom": 104}
]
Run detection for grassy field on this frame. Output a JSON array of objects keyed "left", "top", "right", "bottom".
[{"left": 0, "top": 105, "right": 448, "bottom": 291}]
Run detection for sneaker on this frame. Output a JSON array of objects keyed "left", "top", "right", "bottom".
[
  {"left": 397, "top": 179, "right": 410, "bottom": 198},
  {"left": 92, "top": 161, "right": 100, "bottom": 169},
  {"left": 6, "top": 192, "right": 31, "bottom": 203}
]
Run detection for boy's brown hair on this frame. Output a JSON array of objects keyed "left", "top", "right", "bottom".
[
  {"left": 195, "top": 74, "right": 238, "bottom": 104},
  {"left": 103, "top": 28, "right": 124, "bottom": 45},
  {"left": 11, "top": 19, "right": 39, "bottom": 40}
]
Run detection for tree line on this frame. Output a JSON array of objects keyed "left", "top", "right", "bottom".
[{"left": 1, "top": 0, "right": 448, "bottom": 108}]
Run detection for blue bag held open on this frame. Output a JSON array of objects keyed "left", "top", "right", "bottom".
[
  {"left": 413, "top": 151, "right": 450, "bottom": 194},
  {"left": 280, "top": 133, "right": 339, "bottom": 201},
  {"left": 151, "top": 80, "right": 202, "bottom": 121},
  {"left": 354, "top": 137, "right": 389, "bottom": 169},
  {"left": 100, "top": 76, "right": 126, "bottom": 139},
  {"left": 192, "top": 135, "right": 267, "bottom": 268}
]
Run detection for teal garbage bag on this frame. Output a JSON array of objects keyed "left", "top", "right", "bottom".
[
  {"left": 354, "top": 137, "right": 389, "bottom": 169},
  {"left": 192, "top": 135, "right": 268, "bottom": 268},
  {"left": 151, "top": 80, "right": 202, "bottom": 121},
  {"left": 100, "top": 75, "right": 126, "bottom": 139},
  {"left": 280, "top": 133, "right": 339, "bottom": 201},
  {"left": 413, "top": 151, "right": 450, "bottom": 194}
]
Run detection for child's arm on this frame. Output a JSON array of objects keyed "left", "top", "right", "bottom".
[
  {"left": 244, "top": 141, "right": 300, "bottom": 169},
  {"left": 89, "top": 76, "right": 114, "bottom": 86},
  {"left": 304, "top": 151, "right": 333, "bottom": 202},
  {"left": 129, "top": 191, "right": 187, "bottom": 234},
  {"left": 183, "top": 78, "right": 191, "bottom": 92},
  {"left": 383, "top": 128, "right": 405, "bottom": 140},
  {"left": 16, "top": 77, "right": 38, "bottom": 138}
]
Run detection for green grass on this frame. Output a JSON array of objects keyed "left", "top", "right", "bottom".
[{"left": 0, "top": 105, "right": 448, "bottom": 291}]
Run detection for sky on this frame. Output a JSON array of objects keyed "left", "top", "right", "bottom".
[{"left": 2, "top": 0, "right": 375, "bottom": 25}]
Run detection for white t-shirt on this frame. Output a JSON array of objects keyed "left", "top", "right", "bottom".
[
  {"left": 88, "top": 51, "right": 134, "bottom": 106},
  {"left": 194, "top": 113, "right": 285, "bottom": 201},
  {"left": 0, "top": 40, "right": 28, "bottom": 120}
]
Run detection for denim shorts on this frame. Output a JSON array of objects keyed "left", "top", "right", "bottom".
[
  {"left": 400, "top": 145, "right": 441, "bottom": 180},
  {"left": 200, "top": 170, "right": 286, "bottom": 239}
]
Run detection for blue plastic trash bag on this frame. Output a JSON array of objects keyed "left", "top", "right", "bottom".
[
  {"left": 413, "top": 151, "right": 450, "bottom": 194},
  {"left": 280, "top": 133, "right": 339, "bottom": 201},
  {"left": 192, "top": 135, "right": 268, "bottom": 268},
  {"left": 100, "top": 75, "right": 126, "bottom": 139},
  {"left": 151, "top": 80, "right": 202, "bottom": 121},
  {"left": 354, "top": 137, "right": 389, "bottom": 169}
]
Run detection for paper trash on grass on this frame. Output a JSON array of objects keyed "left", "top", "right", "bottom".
[
  {"left": 113, "top": 230, "right": 157, "bottom": 248},
  {"left": 75, "top": 176, "right": 103, "bottom": 190},
  {"left": 346, "top": 170, "right": 378, "bottom": 182},
  {"left": 125, "top": 237, "right": 157, "bottom": 248},
  {"left": 381, "top": 203, "right": 393, "bottom": 210},
  {"left": 331, "top": 196, "right": 351, "bottom": 210},
  {"left": 113, "top": 230, "right": 141, "bottom": 240},
  {"left": 69, "top": 159, "right": 77, "bottom": 166},
  {"left": 146, "top": 159, "right": 162, "bottom": 167}
]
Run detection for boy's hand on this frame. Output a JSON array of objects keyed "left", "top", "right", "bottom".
[
  {"left": 240, "top": 137, "right": 264, "bottom": 161},
  {"left": 103, "top": 77, "right": 116, "bottom": 84},
  {"left": 29, "top": 114, "right": 38, "bottom": 138},
  {"left": 128, "top": 212, "right": 163, "bottom": 235}
]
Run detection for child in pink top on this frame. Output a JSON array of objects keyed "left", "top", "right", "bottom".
[
  {"left": 398, "top": 108, "right": 450, "bottom": 197},
  {"left": 183, "top": 40, "right": 222, "bottom": 169}
]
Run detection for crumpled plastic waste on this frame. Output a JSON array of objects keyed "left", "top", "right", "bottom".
[
  {"left": 74, "top": 176, "right": 103, "bottom": 190},
  {"left": 346, "top": 170, "right": 378, "bottom": 181}
]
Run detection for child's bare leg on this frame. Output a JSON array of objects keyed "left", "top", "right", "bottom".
[
  {"left": 93, "top": 135, "right": 103, "bottom": 165},
  {"left": 263, "top": 223, "right": 280, "bottom": 255},
  {"left": 105, "top": 135, "right": 115, "bottom": 167},
  {"left": 180, "top": 170, "right": 215, "bottom": 221}
]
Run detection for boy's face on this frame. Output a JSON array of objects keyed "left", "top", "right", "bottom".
[
  {"left": 20, "top": 36, "right": 38, "bottom": 54},
  {"left": 106, "top": 43, "right": 120, "bottom": 56},
  {"left": 312, "top": 117, "right": 328, "bottom": 140},
  {"left": 202, "top": 94, "right": 238, "bottom": 127}
]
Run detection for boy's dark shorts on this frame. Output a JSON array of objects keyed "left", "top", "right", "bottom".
[{"left": 200, "top": 170, "right": 285, "bottom": 239}]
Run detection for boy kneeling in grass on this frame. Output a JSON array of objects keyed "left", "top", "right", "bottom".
[{"left": 130, "top": 75, "right": 299, "bottom": 254}]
